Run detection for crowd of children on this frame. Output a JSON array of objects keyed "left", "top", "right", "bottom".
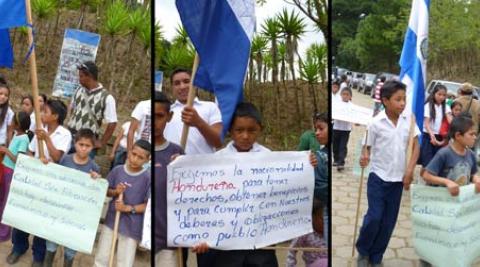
[{"left": 0, "top": 73, "right": 151, "bottom": 267}]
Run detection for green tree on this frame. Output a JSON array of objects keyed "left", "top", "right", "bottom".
[{"left": 261, "top": 17, "right": 281, "bottom": 85}]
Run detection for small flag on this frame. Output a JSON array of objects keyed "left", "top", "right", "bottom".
[
  {"left": 176, "top": 0, "right": 255, "bottom": 137},
  {"left": 0, "top": 0, "right": 28, "bottom": 68},
  {"left": 399, "top": 0, "right": 430, "bottom": 138}
]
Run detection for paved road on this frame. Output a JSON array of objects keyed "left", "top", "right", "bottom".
[{"left": 331, "top": 89, "right": 480, "bottom": 267}]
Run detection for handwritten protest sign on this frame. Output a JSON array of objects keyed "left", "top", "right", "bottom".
[
  {"left": 52, "top": 29, "right": 101, "bottom": 98},
  {"left": 411, "top": 184, "right": 480, "bottom": 267},
  {"left": 167, "top": 151, "right": 314, "bottom": 250},
  {"left": 2, "top": 154, "right": 108, "bottom": 254},
  {"left": 140, "top": 198, "right": 151, "bottom": 249},
  {"left": 332, "top": 101, "right": 373, "bottom": 125}
]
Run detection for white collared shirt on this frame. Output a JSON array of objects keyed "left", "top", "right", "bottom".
[
  {"left": 28, "top": 125, "right": 72, "bottom": 161},
  {"left": 366, "top": 110, "right": 420, "bottom": 182},
  {"left": 164, "top": 98, "right": 222, "bottom": 155},
  {"left": 423, "top": 103, "right": 451, "bottom": 134},
  {"left": 0, "top": 107, "right": 13, "bottom": 145},
  {"left": 216, "top": 141, "right": 270, "bottom": 154},
  {"left": 131, "top": 99, "right": 151, "bottom": 142}
]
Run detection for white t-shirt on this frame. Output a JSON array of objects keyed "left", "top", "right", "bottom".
[
  {"left": 131, "top": 99, "right": 151, "bottom": 142},
  {"left": 164, "top": 98, "right": 222, "bottom": 155},
  {"left": 423, "top": 103, "right": 451, "bottom": 134},
  {"left": 0, "top": 107, "right": 14, "bottom": 145},
  {"left": 120, "top": 121, "right": 139, "bottom": 149},
  {"left": 28, "top": 125, "right": 72, "bottom": 161}
]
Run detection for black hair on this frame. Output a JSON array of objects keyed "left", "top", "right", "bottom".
[
  {"left": 78, "top": 61, "right": 98, "bottom": 80},
  {"left": 340, "top": 74, "right": 347, "bottom": 81},
  {"left": 332, "top": 79, "right": 340, "bottom": 86},
  {"left": 134, "top": 139, "right": 151, "bottom": 155},
  {"left": 14, "top": 111, "right": 31, "bottom": 132},
  {"left": 380, "top": 75, "right": 386, "bottom": 82},
  {"left": 341, "top": 86, "right": 352, "bottom": 96},
  {"left": 39, "top": 93, "right": 48, "bottom": 103},
  {"left": 0, "top": 74, "right": 6, "bottom": 85},
  {"left": 424, "top": 84, "right": 447, "bottom": 122},
  {"left": 380, "top": 80, "right": 406, "bottom": 106},
  {"left": 230, "top": 102, "right": 262, "bottom": 130},
  {"left": 75, "top": 128, "right": 96, "bottom": 145},
  {"left": 448, "top": 116, "right": 474, "bottom": 140},
  {"left": 0, "top": 83, "right": 10, "bottom": 128},
  {"left": 22, "top": 95, "right": 34, "bottom": 108},
  {"left": 170, "top": 68, "right": 192, "bottom": 83},
  {"left": 314, "top": 112, "right": 328, "bottom": 124},
  {"left": 451, "top": 101, "right": 463, "bottom": 111},
  {"left": 46, "top": 99, "right": 67, "bottom": 125},
  {"left": 154, "top": 91, "right": 171, "bottom": 112}
]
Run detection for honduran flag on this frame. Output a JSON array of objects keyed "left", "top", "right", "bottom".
[
  {"left": 176, "top": 0, "right": 255, "bottom": 137},
  {"left": 0, "top": 0, "right": 28, "bottom": 68},
  {"left": 399, "top": 0, "right": 430, "bottom": 138}
]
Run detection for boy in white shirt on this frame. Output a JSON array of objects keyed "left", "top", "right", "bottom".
[{"left": 356, "top": 81, "right": 420, "bottom": 267}]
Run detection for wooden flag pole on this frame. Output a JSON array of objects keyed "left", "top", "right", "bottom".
[
  {"left": 25, "top": 0, "right": 45, "bottom": 159},
  {"left": 108, "top": 193, "right": 123, "bottom": 267},
  {"left": 351, "top": 130, "right": 368, "bottom": 258},
  {"left": 179, "top": 53, "right": 200, "bottom": 149},
  {"left": 176, "top": 53, "right": 199, "bottom": 267}
]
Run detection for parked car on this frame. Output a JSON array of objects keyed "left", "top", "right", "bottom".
[
  {"left": 351, "top": 72, "right": 365, "bottom": 89},
  {"left": 360, "top": 73, "right": 376, "bottom": 94},
  {"left": 369, "top": 72, "right": 399, "bottom": 97},
  {"left": 336, "top": 67, "right": 348, "bottom": 79}
]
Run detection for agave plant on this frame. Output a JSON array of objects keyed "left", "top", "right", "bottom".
[
  {"left": 67, "top": 0, "right": 100, "bottom": 29},
  {"left": 172, "top": 24, "right": 192, "bottom": 49},
  {"left": 261, "top": 17, "right": 281, "bottom": 84},
  {"left": 277, "top": 8, "right": 306, "bottom": 126},
  {"left": 300, "top": 53, "right": 321, "bottom": 113},
  {"left": 307, "top": 43, "right": 327, "bottom": 85},
  {"left": 102, "top": 0, "right": 129, "bottom": 92},
  {"left": 32, "top": 0, "right": 57, "bottom": 57},
  {"left": 162, "top": 45, "right": 195, "bottom": 75},
  {"left": 125, "top": 6, "right": 148, "bottom": 55},
  {"left": 250, "top": 35, "right": 268, "bottom": 83}
]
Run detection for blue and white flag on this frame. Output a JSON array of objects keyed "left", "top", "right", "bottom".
[
  {"left": 176, "top": 0, "right": 255, "bottom": 137},
  {"left": 0, "top": 0, "right": 27, "bottom": 68},
  {"left": 399, "top": 0, "right": 430, "bottom": 137}
]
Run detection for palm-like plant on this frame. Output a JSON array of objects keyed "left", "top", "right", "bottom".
[
  {"left": 277, "top": 8, "right": 306, "bottom": 125},
  {"left": 300, "top": 53, "right": 321, "bottom": 112},
  {"left": 278, "top": 41, "right": 288, "bottom": 83},
  {"left": 32, "top": 0, "right": 56, "bottom": 55},
  {"left": 261, "top": 17, "right": 281, "bottom": 85},
  {"left": 162, "top": 45, "right": 195, "bottom": 75},
  {"left": 307, "top": 43, "right": 327, "bottom": 85},
  {"left": 125, "top": 7, "right": 148, "bottom": 55},
  {"left": 67, "top": 0, "right": 100, "bottom": 29},
  {"left": 172, "top": 24, "right": 192, "bottom": 49},
  {"left": 102, "top": 0, "right": 129, "bottom": 91},
  {"left": 250, "top": 35, "right": 268, "bottom": 82}
]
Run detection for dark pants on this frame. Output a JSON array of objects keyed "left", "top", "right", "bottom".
[
  {"left": 333, "top": 129, "right": 351, "bottom": 165},
  {"left": 197, "top": 250, "right": 218, "bottom": 267},
  {"left": 213, "top": 250, "right": 278, "bottom": 267},
  {"left": 11, "top": 228, "right": 46, "bottom": 262},
  {"left": 419, "top": 133, "right": 443, "bottom": 167},
  {"left": 356, "top": 172, "right": 403, "bottom": 264}
]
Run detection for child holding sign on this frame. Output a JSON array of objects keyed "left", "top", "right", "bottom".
[
  {"left": 420, "top": 115, "right": 480, "bottom": 267},
  {"left": 7, "top": 99, "right": 72, "bottom": 266},
  {"left": 154, "top": 91, "right": 184, "bottom": 266},
  {"left": 0, "top": 112, "right": 31, "bottom": 242},
  {"left": 356, "top": 81, "right": 420, "bottom": 267},
  {"left": 44, "top": 128, "right": 100, "bottom": 267},
  {"left": 93, "top": 139, "right": 151, "bottom": 267}
]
